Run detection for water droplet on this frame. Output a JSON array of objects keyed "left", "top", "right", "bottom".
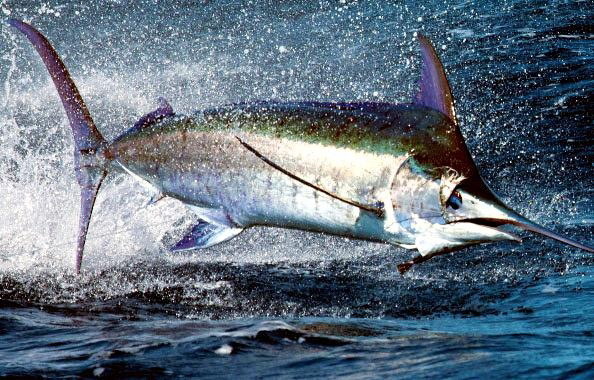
[{"left": 215, "top": 344, "right": 233, "bottom": 355}]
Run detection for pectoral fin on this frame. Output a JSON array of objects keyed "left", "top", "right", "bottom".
[
  {"left": 235, "top": 136, "right": 384, "bottom": 217},
  {"left": 171, "top": 220, "right": 243, "bottom": 251}
]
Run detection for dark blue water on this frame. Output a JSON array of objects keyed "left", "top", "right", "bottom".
[{"left": 1, "top": 0, "right": 593, "bottom": 378}]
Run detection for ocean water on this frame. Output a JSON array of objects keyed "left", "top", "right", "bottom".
[{"left": 0, "top": 0, "right": 593, "bottom": 378}]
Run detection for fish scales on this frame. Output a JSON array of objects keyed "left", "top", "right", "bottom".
[{"left": 111, "top": 109, "right": 412, "bottom": 243}]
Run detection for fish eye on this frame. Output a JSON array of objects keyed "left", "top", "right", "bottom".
[{"left": 446, "top": 190, "right": 463, "bottom": 210}]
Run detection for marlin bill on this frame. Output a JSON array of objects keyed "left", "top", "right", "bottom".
[{"left": 8, "top": 19, "right": 593, "bottom": 274}]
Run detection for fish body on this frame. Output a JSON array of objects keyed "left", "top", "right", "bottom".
[
  {"left": 8, "top": 19, "right": 592, "bottom": 274},
  {"left": 112, "top": 102, "right": 421, "bottom": 245},
  {"left": 109, "top": 101, "right": 492, "bottom": 249}
]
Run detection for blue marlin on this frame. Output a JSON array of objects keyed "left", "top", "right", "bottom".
[{"left": 8, "top": 19, "right": 593, "bottom": 274}]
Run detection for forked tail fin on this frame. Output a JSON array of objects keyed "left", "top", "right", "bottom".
[{"left": 9, "top": 19, "right": 108, "bottom": 273}]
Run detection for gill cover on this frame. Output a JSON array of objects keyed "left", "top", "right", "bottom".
[{"left": 9, "top": 19, "right": 108, "bottom": 273}]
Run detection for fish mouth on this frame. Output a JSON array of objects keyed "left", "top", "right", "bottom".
[{"left": 457, "top": 218, "right": 523, "bottom": 243}]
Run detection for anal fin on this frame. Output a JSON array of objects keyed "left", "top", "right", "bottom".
[
  {"left": 186, "top": 205, "right": 235, "bottom": 227},
  {"left": 172, "top": 220, "right": 243, "bottom": 251}
]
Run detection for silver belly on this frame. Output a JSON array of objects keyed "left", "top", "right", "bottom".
[{"left": 119, "top": 131, "right": 413, "bottom": 244}]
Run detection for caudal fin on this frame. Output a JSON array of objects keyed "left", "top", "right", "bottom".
[{"left": 9, "top": 19, "right": 108, "bottom": 273}]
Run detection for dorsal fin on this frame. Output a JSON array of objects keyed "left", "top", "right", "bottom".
[
  {"left": 132, "top": 97, "right": 175, "bottom": 130},
  {"left": 414, "top": 34, "right": 457, "bottom": 124},
  {"left": 156, "top": 97, "right": 174, "bottom": 115}
]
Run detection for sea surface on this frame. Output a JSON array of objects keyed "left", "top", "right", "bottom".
[{"left": 0, "top": 0, "right": 593, "bottom": 378}]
